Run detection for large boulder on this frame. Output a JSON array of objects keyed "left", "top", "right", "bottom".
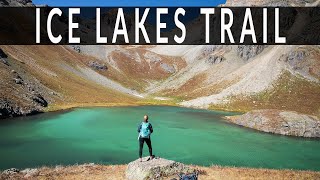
[
  {"left": 126, "top": 157, "right": 193, "bottom": 180},
  {"left": 226, "top": 109, "right": 320, "bottom": 138}
]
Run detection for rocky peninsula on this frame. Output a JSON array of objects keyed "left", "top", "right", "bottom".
[{"left": 226, "top": 109, "right": 320, "bottom": 138}]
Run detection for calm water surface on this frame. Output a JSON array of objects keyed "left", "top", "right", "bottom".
[{"left": 0, "top": 106, "right": 319, "bottom": 170}]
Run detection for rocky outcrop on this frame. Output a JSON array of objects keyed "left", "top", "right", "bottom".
[
  {"left": 0, "top": 98, "right": 45, "bottom": 119},
  {"left": 126, "top": 157, "right": 193, "bottom": 180},
  {"left": 227, "top": 109, "right": 320, "bottom": 138},
  {"left": 0, "top": 67, "right": 48, "bottom": 119},
  {"left": 0, "top": 48, "right": 8, "bottom": 58},
  {"left": 88, "top": 61, "right": 107, "bottom": 71},
  {"left": 0, "top": 48, "right": 9, "bottom": 66},
  {"left": 205, "top": 55, "right": 225, "bottom": 65},
  {"left": 283, "top": 46, "right": 320, "bottom": 80},
  {"left": 0, "top": 0, "right": 33, "bottom": 6},
  {"left": 237, "top": 45, "right": 266, "bottom": 61},
  {"left": 287, "top": 49, "right": 308, "bottom": 62},
  {"left": 2, "top": 168, "right": 19, "bottom": 175},
  {"left": 71, "top": 45, "right": 81, "bottom": 53}
]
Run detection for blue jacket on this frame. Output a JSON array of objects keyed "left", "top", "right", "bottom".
[{"left": 137, "top": 122, "right": 153, "bottom": 134}]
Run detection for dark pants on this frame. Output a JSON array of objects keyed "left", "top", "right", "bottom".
[{"left": 139, "top": 137, "right": 152, "bottom": 158}]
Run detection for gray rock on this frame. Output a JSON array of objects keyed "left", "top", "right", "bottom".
[
  {"left": 0, "top": 48, "right": 8, "bottom": 58},
  {"left": 1, "top": 58, "right": 9, "bottom": 66},
  {"left": 14, "top": 77, "right": 23, "bottom": 84},
  {"left": 0, "top": 0, "right": 9, "bottom": 6},
  {"left": 201, "top": 45, "right": 226, "bottom": 57},
  {"left": 160, "top": 63, "right": 176, "bottom": 73},
  {"left": 227, "top": 109, "right": 320, "bottom": 138},
  {"left": 88, "top": 61, "right": 107, "bottom": 71},
  {"left": 2, "top": 168, "right": 19, "bottom": 175},
  {"left": 237, "top": 45, "right": 266, "bottom": 61},
  {"left": 126, "top": 157, "right": 193, "bottom": 180},
  {"left": 17, "top": 0, "right": 32, "bottom": 4},
  {"left": 205, "top": 55, "right": 225, "bottom": 65},
  {"left": 21, "top": 168, "right": 39, "bottom": 178},
  {"left": 286, "top": 49, "right": 310, "bottom": 71},
  {"left": 0, "top": 48, "right": 9, "bottom": 66},
  {"left": 202, "top": 45, "right": 218, "bottom": 56},
  {"left": 287, "top": 50, "right": 307, "bottom": 62},
  {"left": 0, "top": 0, "right": 33, "bottom": 6},
  {"left": 262, "top": 0, "right": 291, "bottom": 6},
  {"left": 71, "top": 45, "right": 81, "bottom": 53},
  {"left": 32, "top": 94, "right": 48, "bottom": 107},
  {"left": 0, "top": 97, "right": 44, "bottom": 119}
]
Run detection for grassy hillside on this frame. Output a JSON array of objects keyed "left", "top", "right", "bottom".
[
  {"left": 0, "top": 45, "right": 139, "bottom": 114},
  {"left": 210, "top": 71, "right": 320, "bottom": 116}
]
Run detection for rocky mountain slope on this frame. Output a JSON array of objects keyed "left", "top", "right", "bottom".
[{"left": 1, "top": 0, "right": 319, "bottom": 137}]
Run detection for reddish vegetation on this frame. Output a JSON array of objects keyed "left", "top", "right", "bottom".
[
  {"left": 106, "top": 48, "right": 186, "bottom": 90},
  {"left": 0, "top": 45, "right": 138, "bottom": 107}
]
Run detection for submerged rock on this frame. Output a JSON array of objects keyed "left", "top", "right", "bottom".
[
  {"left": 126, "top": 157, "right": 193, "bottom": 180},
  {"left": 227, "top": 109, "right": 320, "bottom": 138}
]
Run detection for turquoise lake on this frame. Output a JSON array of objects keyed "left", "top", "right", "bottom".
[{"left": 0, "top": 106, "right": 319, "bottom": 171}]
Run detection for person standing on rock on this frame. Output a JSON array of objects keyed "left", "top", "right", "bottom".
[{"left": 137, "top": 115, "right": 153, "bottom": 162}]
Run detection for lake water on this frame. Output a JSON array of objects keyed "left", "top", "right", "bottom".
[{"left": 0, "top": 106, "right": 319, "bottom": 171}]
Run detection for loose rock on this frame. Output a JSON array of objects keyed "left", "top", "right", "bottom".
[
  {"left": 88, "top": 61, "right": 107, "bottom": 71},
  {"left": 126, "top": 157, "right": 193, "bottom": 180},
  {"left": 2, "top": 168, "right": 19, "bottom": 175},
  {"left": 21, "top": 168, "right": 39, "bottom": 178},
  {"left": 237, "top": 45, "right": 266, "bottom": 61},
  {"left": 205, "top": 55, "right": 225, "bottom": 65}
]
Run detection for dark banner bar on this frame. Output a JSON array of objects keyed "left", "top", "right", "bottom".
[{"left": 0, "top": 7, "right": 319, "bottom": 45}]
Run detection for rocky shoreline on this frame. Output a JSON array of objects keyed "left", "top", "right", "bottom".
[
  {"left": 1, "top": 158, "right": 320, "bottom": 180},
  {"left": 226, "top": 109, "right": 320, "bottom": 138}
]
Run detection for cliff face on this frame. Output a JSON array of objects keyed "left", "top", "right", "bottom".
[{"left": 0, "top": 47, "right": 48, "bottom": 118}]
